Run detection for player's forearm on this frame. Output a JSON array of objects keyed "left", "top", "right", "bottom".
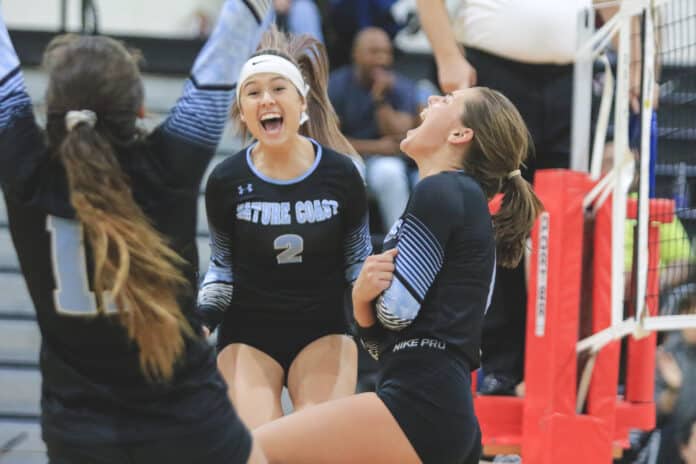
[
  {"left": 190, "top": 0, "right": 272, "bottom": 87},
  {"left": 416, "top": 0, "right": 462, "bottom": 64},
  {"left": 163, "top": 0, "right": 273, "bottom": 147},
  {"left": 353, "top": 298, "right": 377, "bottom": 329}
]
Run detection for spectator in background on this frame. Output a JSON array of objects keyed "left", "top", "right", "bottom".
[
  {"left": 655, "top": 292, "right": 696, "bottom": 463},
  {"left": 329, "top": 27, "right": 420, "bottom": 234},
  {"left": 680, "top": 415, "right": 696, "bottom": 464},
  {"left": 325, "top": 0, "right": 400, "bottom": 69},
  {"left": 274, "top": 0, "right": 324, "bottom": 43}
]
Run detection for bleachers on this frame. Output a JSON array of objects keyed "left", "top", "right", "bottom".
[{"left": 654, "top": 65, "right": 696, "bottom": 239}]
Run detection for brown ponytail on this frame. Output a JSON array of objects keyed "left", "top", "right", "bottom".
[
  {"left": 44, "top": 35, "right": 193, "bottom": 382},
  {"left": 460, "top": 88, "right": 544, "bottom": 268},
  {"left": 233, "top": 27, "right": 358, "bottom": 157},
  {"left": 494, "top": 173, "right": 544, "bottom": 267}
]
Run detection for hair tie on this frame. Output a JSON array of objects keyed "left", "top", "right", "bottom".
[
  {"left": 65, "top": 110, "right": 97, "bottom": 132},
  {"left": 507, "top": 169, "right": 521, "bottom": 180}
]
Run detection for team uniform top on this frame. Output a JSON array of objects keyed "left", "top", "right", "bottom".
[
  {"left": 359, "top": 171, "right": 496, "bottom": 369},
  {"left": 0, "top": 2, "right": 269, "bottom": 446},
  {"left": 198, "top": 140, "right": 372, "bottom": 330}
]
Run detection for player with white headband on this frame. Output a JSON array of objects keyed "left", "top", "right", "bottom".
[{"left": 197, "top": 27, "right": 372, "bottom": 428}]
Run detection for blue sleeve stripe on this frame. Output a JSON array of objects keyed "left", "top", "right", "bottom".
[
  {"left": 202, "top": 225, "right": 234, "bottom": 284},
  {"left": 197, "top": 281, "right": 233, "bottom": 311},
  {"left": 209, "top": 225, "right": 234, "bottom": 261},
  {"left": 404, "top": 214, "right": 444, "bottom": 260},
  {"left": 393, "top": 215, "right": 444, "bottom": 300},
  {"left": 343, "top": 217, "right": 372, "bottom": 282},
  {"left": 396, "top": 257, "right": 431, "bottom": 300},
  {"left": 344, "top": 222, "right": 367, "bottom": 248},
  {"left": 199, "top": 222, "right": 236, "bottom": 314},
  {"left": 376, "top": 276, "right": 421, "bottom": 330},
  {"left": 0, "top": 70, "right": 32, "bottom": 130},
  {"left": 399, "top": 234, "right": 440, "bottom": 278},
  {"left": 344, "top": 219, "right": 372, "bottom": 255},
  {"left": 162, "top": 81, "right": 234, "bottom": 147}
]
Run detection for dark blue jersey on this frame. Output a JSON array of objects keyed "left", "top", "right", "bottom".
[
  {"left": 197, "top": 140, "right": 372, "bottom": 329},
  {"left": 0, "top": 1, "right": 271, "bottom": 445},
  {"left": 358, "top": 171, "right": 496, "bottom": 369}
]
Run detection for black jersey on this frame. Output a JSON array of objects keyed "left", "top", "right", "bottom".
[
  {"left": 197, "top": 139, "right": 372, "bottom": 329},
  {"left": 0, "top": 1, "right": 270, "bottom": 445},
  {"left": 358, "top": 171, "right": 496, "bottom": 369}
]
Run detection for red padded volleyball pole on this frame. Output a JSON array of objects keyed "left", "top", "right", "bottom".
[
  {"left": 475, "top": 171, "right": 662, "bottom": 462},
  {"left": 521, "top": 170, "right": 607, "bottom": 464},
  {"left": 624, "top": 199, "right": 673, "bottom": 404}
]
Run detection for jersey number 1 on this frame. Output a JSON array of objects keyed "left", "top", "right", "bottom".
[{"left": 47, "top": 215, "right": 115, "bottom": 316}]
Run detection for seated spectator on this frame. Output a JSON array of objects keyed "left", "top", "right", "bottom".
[
  {"left": 655, "top": 292, "right": 696, "bottom": 463},
  {"left": 329, "top": 26, "right": 420, "bottom": 233},
  {"left": 325, "top": 0, "right": 400, "bottom": 69},
  {"left": 274, "top": 0, "right": 324, "bottom": 43}
]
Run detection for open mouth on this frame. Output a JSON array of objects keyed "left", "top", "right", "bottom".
[{"left": 260, "top": 113, "right": 284, "bottom": 134}]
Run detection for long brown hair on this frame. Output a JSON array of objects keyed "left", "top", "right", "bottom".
[
  {"left": 43, "top": 34, "right": 193, "bottom": 382},
  {"left": 460, "top": 87, "right": 544, "bottom": 268},
  {"left": 232, "top": 27, "right": 358, "bottom": 157}
]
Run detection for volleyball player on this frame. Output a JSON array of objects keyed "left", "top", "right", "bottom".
[
  {"left": 196, "top": 28, "right": 372, "bottom": 428},
  {"left": 0, "top": 1, "right": 272, "bottom": 462},
  {"left": 253, "top": 87, "right": 544, "bottom": 464}
]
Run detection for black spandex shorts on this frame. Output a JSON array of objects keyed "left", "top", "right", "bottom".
[
  {"left": 376, "top": 343, "right": 481, "bottom": 464},
  {"left": 217, "top": 310, "right": 348, "bottom": 374}
]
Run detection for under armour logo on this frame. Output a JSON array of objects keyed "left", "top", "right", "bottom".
[{"left": 238, "top": 183, "right": 253, "bottom": 195}]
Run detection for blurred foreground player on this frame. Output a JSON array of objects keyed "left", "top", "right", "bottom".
[{"left": 0, "top": 1, "right": 272, "bottom": 462}]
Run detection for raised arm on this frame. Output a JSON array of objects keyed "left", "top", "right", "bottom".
[
  {"left": 415, "top": 0, "right": 476, "bottom": 92},
  {"left": 162, "top": 0, "right": 273, "bottom": 148},
  {"left": 0, "top": 8, "right": 32, "bottom": 134}
]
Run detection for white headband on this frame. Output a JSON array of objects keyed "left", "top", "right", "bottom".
[{"left": 236, "top": 54, "right": 311, "bottom": 124}]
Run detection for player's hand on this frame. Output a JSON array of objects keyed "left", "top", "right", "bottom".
[
  {"left": 437, "top": 55, "right": 477, "bottom": 93},
  {"left": 353, "top": 248, "right": 398, "bottom": 304},
  {"left": 656, "top": 347, "right": 682, "bottom": 391},
  {"left": 202, "top": 325, "right": 211, "bottom": 338}
]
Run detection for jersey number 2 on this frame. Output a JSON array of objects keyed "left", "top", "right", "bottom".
[
  {"left": 47, "top": 215, "right": 115, "bottom": 316},
  {"left": 274, "top": 234, "right": 303, "bottom": 264}
]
